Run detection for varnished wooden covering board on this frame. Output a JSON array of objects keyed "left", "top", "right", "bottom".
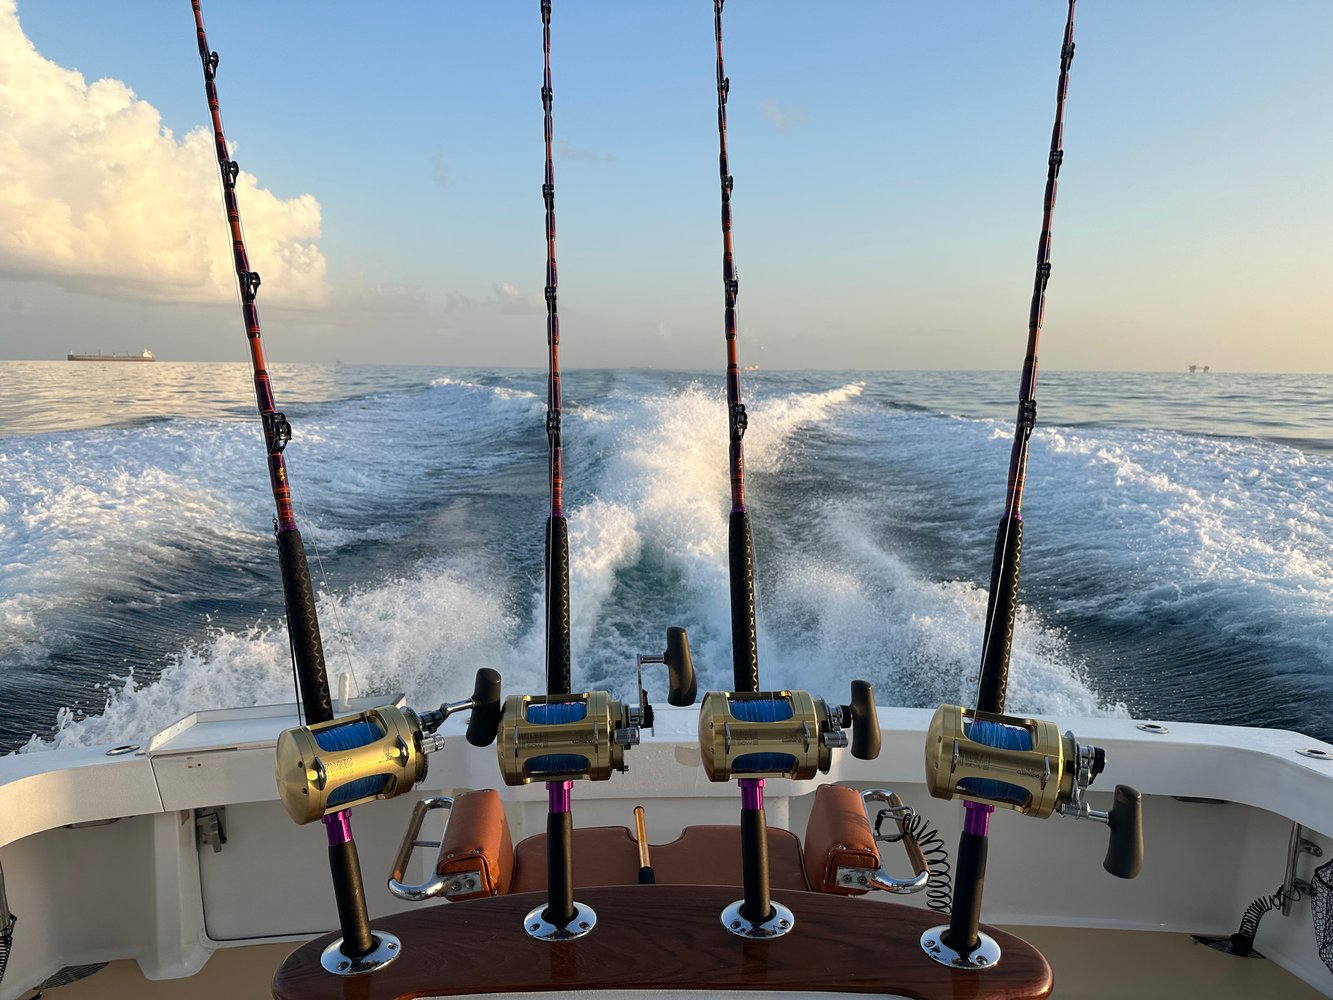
[{"left": 272, "top": 885, "right": 1052, "bottom": 1000}]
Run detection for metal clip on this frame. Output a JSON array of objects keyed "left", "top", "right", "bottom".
[
  {"left": 241, "top": 270, "right": 261, "bottom": 302},
  {"left": 205, "top": 50, "right": 219, "bottom": 80},
  {"left": 546, "top": 409, "right": 561, "bottom": 447},
  {"left": 541, "top": 84, "right": 553, "bottom": 106},
  {"left": 1017, "top": 399, "right": 1038, "bottom": 441},
  {"left": 729, "top": 402, "right": 748, "bottom": 441},
  {"left": 542, "top": 182, "right": 554, "bottom": 209},
  {"left": 1062, "top": 41, "right": 1076, "bottom": 69},
  {"left": 225, "top": 160, "right": 240, "bottom": 190},
  {"left": 265, "top": 411, "right": 292, "bottom": 453}
]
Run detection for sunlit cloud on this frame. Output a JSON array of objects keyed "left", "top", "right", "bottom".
[
  {"left": 760, "top": 98, "right": 808, "bottom": 132},
  {"left": 0, "top": 0, "right": 328, "bottom": 307},
  {"left": 494, "top": 281, "right": 545, "bottom": 315}
]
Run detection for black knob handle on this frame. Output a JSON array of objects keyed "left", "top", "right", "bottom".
[
  {"left": 849, "top": 680, "right": 881, "bottom": 760},
  {"left": 1103, "top": 784, "right": 1143, "bottom": 879},
  {"left": 465, "top": 668, "right": 503, "bottom": 747},
  {"left": 664, "top": 627, "right": 697, "bottom": 707}
]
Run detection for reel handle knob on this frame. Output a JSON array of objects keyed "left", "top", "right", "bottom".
[
  {"left": 1103, "top": 784, "right": 1144, "bottom": 879},
  {"left": 849, "top": 680, "right": 881, "bottom": 761},
  {"left": 466, "top": 668, "right": 503, "bottom": 747},
  {"left": 664, "top": 627, "right": 697, "bottom": 706}
]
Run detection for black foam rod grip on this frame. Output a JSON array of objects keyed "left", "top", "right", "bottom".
[
  {"left": 942, "top": 830, "right": 987, "bottom": 955},
  {"left": 544, "top": 809, "right": 575, "bottom": 927},
  {"left": 545, "top": 515, "right": 572, "bottom": 696},
  {"left": 665, "top": 627, "right": 697, "bottom": 706},
  {"left": 977, "top": 516, "right": 1023, "bottom": 715},
  {"left": 1104, "top": 784, "right": 1144, "bottom": 879},
  {"left": 849, "top": 680, "right": 881, "bottom": 760},
  {"left": 739, "top": 804, "right": 773, "bottom": 924},
  {"left": 328, "top": 836, "right": 375, "bottom": 957},
  {"left": 729, "top": 510, "right": 759, "bottom": 693},
  {"left": 465, "top": 668, "right": 503, "bottom": 747},
  {"left": 276, "top": 528, "right": 333, "bottom": 725}
]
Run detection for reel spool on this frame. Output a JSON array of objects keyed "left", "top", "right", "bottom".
[
  {"left": 275, "top": 668, "right": 502, "bottom": 825},
  {"left": 925, "top": 704, "right": 1143, "bottom": 878},
  {"left": 496, "top": 691, "right": 638, "bottom": 785},
  {"left": 698, "top": 681, "right": 881, "bottom": 782}
]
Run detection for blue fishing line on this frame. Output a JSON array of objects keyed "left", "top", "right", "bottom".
[
  {"left": 314, "top": 719, "right": 391, "bottom": 807},
  {"left": 958, "top": 718, "right": 1033, "bottom": 806}
]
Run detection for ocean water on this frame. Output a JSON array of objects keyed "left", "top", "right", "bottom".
[{"left": 1, "top": 361, "right": 1330, "bottom": 753}]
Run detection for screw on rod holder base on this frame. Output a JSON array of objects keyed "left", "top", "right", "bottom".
[
  {"left": 920, "top": 926, "right": 1001, "bottom": 970},
  {"left": 721, "top": 898, "right": 795, "bottom": 939},
  {"left": 319, "top": 932, "right": 402, "bottom": 976},
  {"left": 523, "top": 900, "right": 597, "bottom": 942}
]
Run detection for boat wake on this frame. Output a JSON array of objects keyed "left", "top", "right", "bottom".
[{"left": 11, "top": 373, "right": 1144, "bottom": 752}]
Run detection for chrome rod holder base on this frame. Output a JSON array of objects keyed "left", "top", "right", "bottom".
[
  {"left": 720, "top": 898, "right": 795, "bottom": 939},
  {"left": 320, "top": 932, "right": 402, "bottom": 976},
  {"left": 921, "top": 926, "right": 1001, "bottom": 970},
  {"left": 523, "top": 900, "right": 597, "bottom": 941}
]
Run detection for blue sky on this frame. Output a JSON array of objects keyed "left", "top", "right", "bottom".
[{"left": 1, "top": 1, "right": 1329, "bottom": 371}]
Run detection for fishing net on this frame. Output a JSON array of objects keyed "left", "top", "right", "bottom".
[{"left": 1313, "top": 857, "right": 1333, "bottom": 973}]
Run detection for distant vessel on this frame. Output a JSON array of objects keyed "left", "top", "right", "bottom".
[{"left": 66, "top": 349, "right": 156, "bottom": 362}]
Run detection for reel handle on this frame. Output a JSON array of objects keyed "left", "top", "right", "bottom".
[
  {"left": 664, "top": 627, "right": 697, "bottom": 707},
  {"left": 849, "top": 680, "right": 881, "bottom": 761},
  {"left": 466, "top": 668, "right": 503, "bottom": 747},
  {"left": 1103, "top": 784, "right": 1144, "bottom": 879}
]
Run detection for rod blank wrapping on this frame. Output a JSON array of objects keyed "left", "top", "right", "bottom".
[
  {"left": 276, "top": 528, "right": 332, "bottom": 724},
  {"left": 977, "top": 517, "right": 1022, "bottom": 716},
  {"left": 545, "top": 515, "right": 572, "bottom": 696},
  {"left": 728, "top": 511, "right": 759, "bottom": 693}
]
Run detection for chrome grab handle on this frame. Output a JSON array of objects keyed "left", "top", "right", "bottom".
[
  {"left": 387, "top": 796, "right": 455, "bottom": 901},
  {"left": 861, "top": 788, "right": 930, "bottom": 894}
]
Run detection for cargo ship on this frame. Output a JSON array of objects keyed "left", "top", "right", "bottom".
[{"left": 66, "top": 349, "right": 156, "bottom": 362}]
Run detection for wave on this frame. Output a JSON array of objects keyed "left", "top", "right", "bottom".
[{"left": 13, "top": 369, "right": 1330, "bottom": 750}]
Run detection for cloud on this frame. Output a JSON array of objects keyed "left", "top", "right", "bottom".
[
  {"left": 760, "top": 99, "right": 809, "bottom": 132},
  {"left": 493, "top": 281, "right": 545, "bottom": 315},
  {"left": 0, "top": 3, "right": 328, "bottom": 307}
]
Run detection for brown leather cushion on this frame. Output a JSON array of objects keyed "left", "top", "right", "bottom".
[
  {"left": 434, "top": 789, "right": 514, "bottom": 898},
  {"left": 653, "top": 825, "right": 809, "bottom": 891},
  {"left": 802, "top": 783, "right": 880, "bottom": 894},
  {"left": 511, "top": 825, "right": 642, "bottom": 893},
  {"left": 510, "top": 823, "right": 809, "bottom": 893}
]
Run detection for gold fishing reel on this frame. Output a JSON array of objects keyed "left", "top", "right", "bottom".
[
  {"left": 275, "top": 668, "right": 502, "bottom": 825},
  {"left": 496, "top": 691, "right": 638, "bottom": 785},
  {"left": 276, "top": 706, "right": 426, "bottom": 824},
  {"left": 698, "top": 681, "right": 881, "bottom": 782},
  {"left": 495, "top": 627, "right": 698, "bottom": 786},
  {"left": 924, "top": 704, "right": 1143, "bottom": 877},
  {"left": 924, "top": 704, "right": 1087, "bottom": 818}
]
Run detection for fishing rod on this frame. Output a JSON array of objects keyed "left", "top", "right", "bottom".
[
  {"left": 975, "top": 1, "right": 1079, "bottom": 717},
  {"left": 541, "top": 0, "right": 571, "bottom": 697},
  {"left": 191, "top": 1, "right": 382, "bottom": 968},
  {"left": 712, "top": 0, "right": 759, "bottom": 694},
  {"left": 935, "top": 0, "right": 1099, "bottom": 966}
]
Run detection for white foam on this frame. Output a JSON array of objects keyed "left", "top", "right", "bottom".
[{"left": 32, "top": 372, "right": 1331, "bottom": 751}]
